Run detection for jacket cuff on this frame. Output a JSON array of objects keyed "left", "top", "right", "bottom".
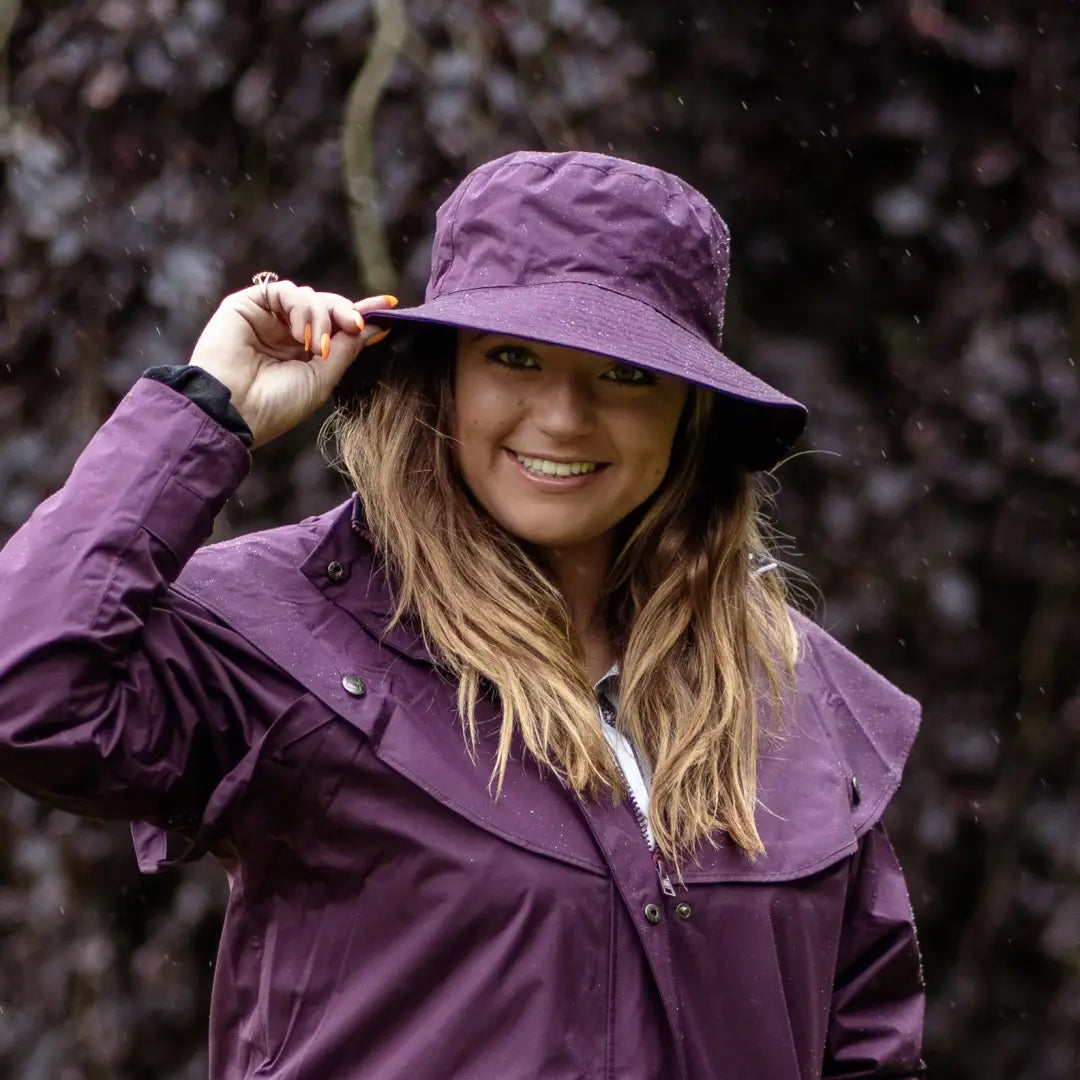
[
  {"left": 95, "top": 377, "right": 252, "bottom": 569},
  {"left": 142, "top": 365, "right": 254, "bottom": 448}
]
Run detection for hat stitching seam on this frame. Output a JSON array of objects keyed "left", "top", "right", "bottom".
[
  {"left": 442, "top": 168, "right": 478, "bottom": 299},
  {"left": 428, "top": 277, "right": 714, "bottom": 344},
  {"left": 375, "top": 290, "right": 807, "bottom": 424},
  {"left": 440, "top": 159, "right": 728, "bottom": 297},
  {"left": 463, "top": 155, "right": 730, "bottom": 242}
]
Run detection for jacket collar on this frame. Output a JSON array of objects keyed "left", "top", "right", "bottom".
[
  {"left": 299, "top": 494, "right": 432, "bottom": 664},
  {"left": 290, "top": 493, "right": 919, "bottom": 884}
]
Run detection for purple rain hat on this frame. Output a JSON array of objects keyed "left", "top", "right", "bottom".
[{"left": 357, "top": 150, "right": 807, "bottom": 471}]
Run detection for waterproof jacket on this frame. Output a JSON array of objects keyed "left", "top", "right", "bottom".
[{"left": 0, "top": 378, "right": 926, "bottom": 1079}]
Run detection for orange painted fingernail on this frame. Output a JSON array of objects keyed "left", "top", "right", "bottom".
[
  {"left": 354, "top": 313, "right": 365, "bottom": 330},
  {"left": 382, "top": 295, "right": 398, "bottom": 308},
  {"left": 321, "top": 332, "right": 331, "bottom": 360},
  {"left": 366, "top": 328, "right": 391, "bottom": 346},
  {"left": 304, "top": 323, "right": 312, "bottom": 352}
]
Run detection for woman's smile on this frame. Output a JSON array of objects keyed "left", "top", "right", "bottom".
[
  {"left": 453, "top": 330, "right": 688, "bottom": 552},
  {"left": 505, "top": 448, "right": 610, "bottom": 488}
]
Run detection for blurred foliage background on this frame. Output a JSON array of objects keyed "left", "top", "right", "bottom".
[{"left": 1, "top": 0, "right": 1078, "bottom": 1077}]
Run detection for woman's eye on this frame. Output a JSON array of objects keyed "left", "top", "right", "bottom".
[
  {"left": 603, "top": 363, "right": 657, "bottom": 385},
  {"left": 485, "top": 346, "right": 539, "bottom": 370}
]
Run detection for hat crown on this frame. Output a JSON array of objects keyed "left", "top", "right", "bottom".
[{"left": 427, "top": 151, "right": 731, "bottom": 347}]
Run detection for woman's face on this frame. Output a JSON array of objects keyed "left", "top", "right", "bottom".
[{"left": 452, "top": 330, "right": 690, "bottom": 553}]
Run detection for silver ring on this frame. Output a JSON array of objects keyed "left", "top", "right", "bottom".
[{"left": 252, "top": 271, "right": 280, "bottom": 311}]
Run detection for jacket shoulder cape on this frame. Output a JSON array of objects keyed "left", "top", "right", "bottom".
[
  {"left": 0, "top": 380, "right": 926, "bottom": 1080},
  {"left": 160, "top": 498, "right": 921, "bottom": 883},
  {"left": 791, "top": 609, "right": 921, "bottom": 839}
]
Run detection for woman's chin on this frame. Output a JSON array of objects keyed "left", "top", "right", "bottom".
[{"left": 498, "top": 514, "right": 612, "bottom": 553}]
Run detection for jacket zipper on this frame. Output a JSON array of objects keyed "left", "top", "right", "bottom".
[
  {"left": 598, "top": 695, "right": 676, "bottom": 897},
  {"left": 620, "top": 758, "right": 677, "bottom": 898}
]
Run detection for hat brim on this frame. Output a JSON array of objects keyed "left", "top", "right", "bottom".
[{"left": 341, "top": 281, "right": 807, "bottom": 471}]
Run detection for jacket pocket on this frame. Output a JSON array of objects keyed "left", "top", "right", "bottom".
[{"left": 130, "top": 691, "right": 333, "bottom": 873}]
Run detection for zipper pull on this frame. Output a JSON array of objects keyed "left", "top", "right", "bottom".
[{"left": 655, "top": 854, "right": 676, "bottom": 897}]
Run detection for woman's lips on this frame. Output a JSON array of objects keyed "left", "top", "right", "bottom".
[{"left": 504, "top": 448, "right": 609, "bottom": 490}]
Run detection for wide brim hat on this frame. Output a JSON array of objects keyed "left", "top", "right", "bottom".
[{"left": 342, "top": 151, "right": 807, "bottom": 472}]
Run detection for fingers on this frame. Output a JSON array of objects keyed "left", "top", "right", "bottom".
[
  {"left": 317, "top": 319, "right": 374, "bottom": 391},
  {"left": 341, "top": 294, "right": 397, "bottom": 338},
  {"left": 240, "top": 279, "right": 319, "bottom": 354},
  {"left": 353, "top": 294, "right": 398, "bottom": 316},
  {"left": 285, "top": 284, "right": 320, "bottom": 355},
  {"left": 327, "top": 298, "right": 370, "bottom": 339},
  {"left": 322, "top": 293, "right": 395, "bottom": 354},
  {"left": 351, "top": 295, "right": 397, "bottom": 350},
  {"left": 239, "top": 280, "right": 397, "bottom": 358},
  {"left": 313, "top": 292, "right": 398, "bottom": 389},
  {"left": 360, "top": 324, "right": 392, "bottom": 348}
]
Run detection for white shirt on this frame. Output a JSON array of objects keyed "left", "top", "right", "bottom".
[{"left": 594, "top": 664, "right": 655, "bottom": 848}]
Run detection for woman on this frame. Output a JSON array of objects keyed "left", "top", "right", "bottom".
[{"left": 0, "top": 150, "right": 925, "bottom": 1078}]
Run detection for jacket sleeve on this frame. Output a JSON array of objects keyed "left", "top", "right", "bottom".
[
  {"left": 824, "top": 821, "right": 927, "bottom": 1078},
  {"left": 142, "top": 364, "right": 254, "bottom": 447},
  {"left": 0, "top": 376, "right": 275, "bottom": 830}
]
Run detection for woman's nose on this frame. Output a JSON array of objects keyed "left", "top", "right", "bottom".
[{"left": 532, "top": 375, "right": 596, "bottom": 438}]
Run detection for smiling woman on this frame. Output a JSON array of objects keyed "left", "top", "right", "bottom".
[
  {"left": 453, "top": 334, "right": 688, "bottom": 610},
  {"left": 330, "top": 287, "right": 799, "bottom": 861},
  {"left": 0, "top": 149, "right": 926, "bottom": 1079}
]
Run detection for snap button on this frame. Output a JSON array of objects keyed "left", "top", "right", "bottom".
[
  {"left": 676, "top": 903, "right": 692, "bottom": 920},
  {"left": 644, "top": 903, "right": 661, "bottom": 924},
  {"left": 327, "top": 560, "right": 347, "bottom": 583},
  {"left": 341, "top": 675, "right": 366, "bottom": 697}
]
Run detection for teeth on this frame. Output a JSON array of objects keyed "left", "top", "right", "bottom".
[{"left": 516, "top": 454, "right": 599, "bottom": 478}]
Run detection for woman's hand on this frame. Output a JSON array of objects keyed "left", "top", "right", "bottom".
[{"left": 188, "top": 280, "right": 395, "bottom": 448}]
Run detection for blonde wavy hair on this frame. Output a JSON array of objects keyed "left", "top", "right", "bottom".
[{"left": 323, "top": 329, "right": 799, "bottom": 866}]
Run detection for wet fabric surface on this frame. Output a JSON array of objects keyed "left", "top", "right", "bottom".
[{"left": 0, "top": 378, "right": 927, "bottom": 1078}]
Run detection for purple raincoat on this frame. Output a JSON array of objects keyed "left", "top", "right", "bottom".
[{"left": 0, "top": 379, "right": 925, "bottom": 1079}]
